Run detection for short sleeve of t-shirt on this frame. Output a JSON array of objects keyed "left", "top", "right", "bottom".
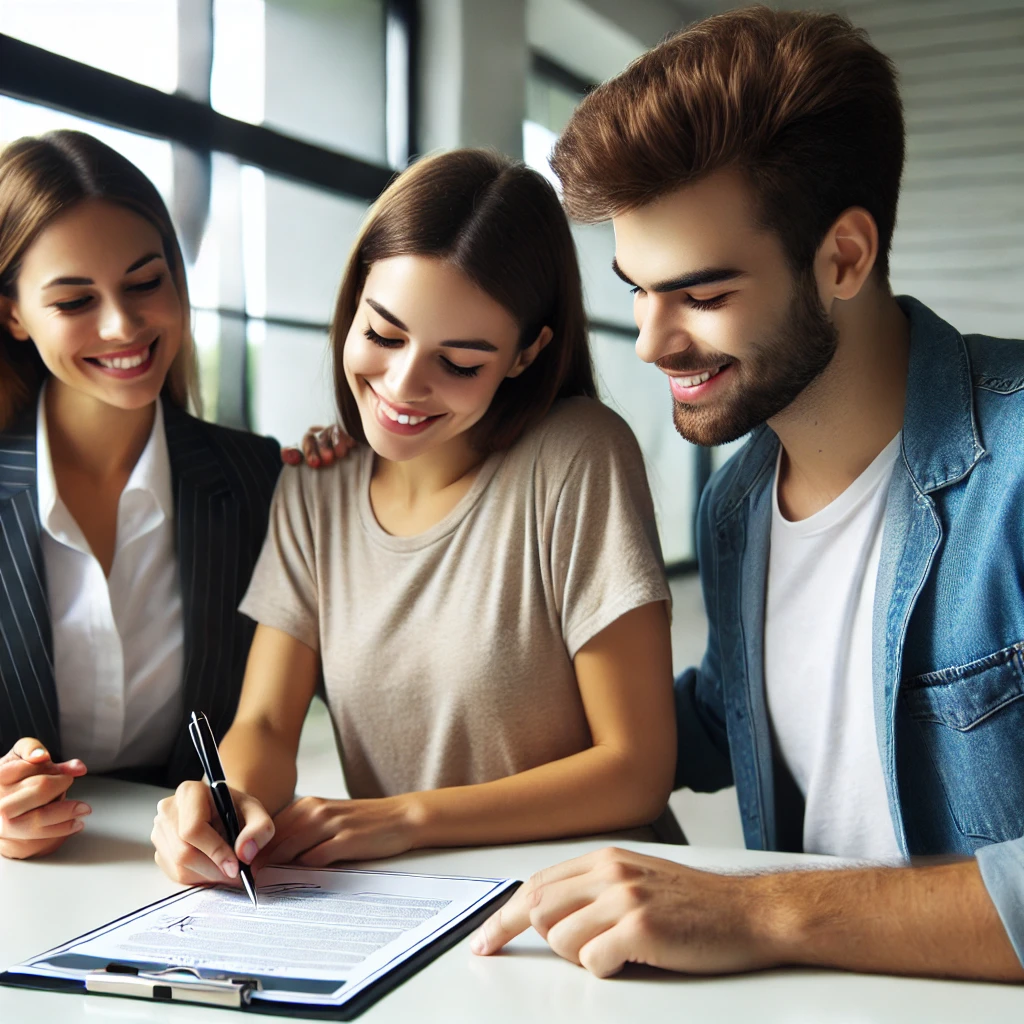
[
  {"left": 540, "top": 400, "right": 670, "bottom": 658},
  {"left": 239, "top": 467, "right": 321, "bottom": 651}
]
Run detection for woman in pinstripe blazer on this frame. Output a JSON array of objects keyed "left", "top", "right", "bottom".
[{"left": 0, "top": 132, "right": 283, "bottom": 860}]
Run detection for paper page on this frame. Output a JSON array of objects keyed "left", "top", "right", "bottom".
[{"left": 18, "top": 866, "right": 516, "bottom": 1007}]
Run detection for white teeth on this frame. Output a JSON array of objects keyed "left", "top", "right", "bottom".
[
  {"left": 96, "top": 344, "right": 151, "bottom": 370},
  {"left": 381, "top": 402, "right": 428, "bottom": 426},
  {"left": 677, "top": 366, "right": 722, "bottom": 388}
]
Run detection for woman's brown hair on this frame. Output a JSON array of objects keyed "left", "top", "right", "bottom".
[
  {"left": 332, "top": 149, "right": 596, "bottom": 452},
  {"left": 0, "top": 130, "right": 201, "bottom": 430},
  {"left": 551, "top": 6, "right": 905, "bottom": 279}
]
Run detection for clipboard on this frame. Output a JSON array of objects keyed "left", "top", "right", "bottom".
[{"left": 1, "top": 866, "right": 520, "bottom": 1019}]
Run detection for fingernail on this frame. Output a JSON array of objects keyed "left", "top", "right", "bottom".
[
  {"left": 308, "top": 456, "right": 320, "bottom": 467},
  {"left": 29, "top": 748, "right": 47, "bottom": 760},
  {"left": 469, "top": 931, "right": 485, "bottom": 954},
  {"left": 73, "top": 803, "right": 91, "bottom": 816},
  {"left": 241, "top": 840, "right": 258, "bottom": 863},
  {"left": 221, "top": 859, "right": 239, "bottom": 879},
  {"left": 71, "top": 819, "right": 85, "bottom": 832}
]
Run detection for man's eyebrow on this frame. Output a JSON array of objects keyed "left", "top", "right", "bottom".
[
  {"left": 43, "top": 252, "right": 164, "bottom": 289},
  {"left": 366, "top": 297, "right": 498, "bottom": 352},
  {"left": 611, "top": 259, "right": 636, "bottom": 287},
  {"left": 611, "top": 259, "right": 746, "bottom": 293}
]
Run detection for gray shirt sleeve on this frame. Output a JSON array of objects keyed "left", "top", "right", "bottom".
[{"left": 546, "top": 405, "right": 671, "bottom": 658}]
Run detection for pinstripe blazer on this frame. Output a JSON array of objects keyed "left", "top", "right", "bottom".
[{"left": 0, "top": 397, "right": 281, "bottom": 788}]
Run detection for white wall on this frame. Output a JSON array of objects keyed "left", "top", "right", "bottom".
[
  {"left": 418, "top": 0, "right": 528, "bottom": 157},
  {"left": 263, "top": 0, "right": 387, "bottom": 163}
]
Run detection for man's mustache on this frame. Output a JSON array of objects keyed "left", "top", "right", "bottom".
[{"left": 656, "top": 352, "right": 734, "bottom": 375}]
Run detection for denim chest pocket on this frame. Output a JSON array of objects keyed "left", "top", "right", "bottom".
[{"left": 902, "top": 642, "right": 1024, "bottom": 844}]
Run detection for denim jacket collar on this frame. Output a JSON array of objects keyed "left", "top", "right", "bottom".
[{"left": 897, "top": 296, "right": 986, "bottom": 494}]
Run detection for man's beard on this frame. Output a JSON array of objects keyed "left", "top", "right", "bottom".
[{"left": 667, "top": 270, "right": 839, "bottom": 447}]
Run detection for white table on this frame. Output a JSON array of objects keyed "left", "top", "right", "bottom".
[{"left": 1, "top": 777, "right": 1019, "bottom": 1023}]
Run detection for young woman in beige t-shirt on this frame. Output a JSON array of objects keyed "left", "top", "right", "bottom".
[{"left": 152, "top": 150, "right": 677, "bottom": 884}]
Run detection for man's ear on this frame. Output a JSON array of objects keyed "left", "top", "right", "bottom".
[
  {"left": 506, "top": 326, "right": 553, "bottom": 379},
  {"left": 0, "top": 297, "right": 31, "bottom": 342},
  {"left": 815, "top": 206, "right": 880, "bottom": 304}
]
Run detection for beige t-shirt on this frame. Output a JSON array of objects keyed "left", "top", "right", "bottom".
[{"left": 240, "top": 397, "right": 670, "bottom": 800}]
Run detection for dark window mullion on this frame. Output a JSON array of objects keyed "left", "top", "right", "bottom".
[{"left": 0, "top": 33, "right": 394, "bottom": 201}]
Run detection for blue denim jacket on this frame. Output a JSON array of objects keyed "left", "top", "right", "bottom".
[{"left": 674, "top": 296, "right": 1024, "bottom": 964}]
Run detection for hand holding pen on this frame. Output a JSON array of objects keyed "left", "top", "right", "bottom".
[
  {"left": 150, "top": 713, "right": 276, "bottom": 899},
  {"left": 188, "top": 712, "right": 260, "bottom": 908}
]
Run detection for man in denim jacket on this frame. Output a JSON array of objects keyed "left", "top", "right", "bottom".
[{"left": 473, "top": 7, "right": 1024, "bottom": 982}]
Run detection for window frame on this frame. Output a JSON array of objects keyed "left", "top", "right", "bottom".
[{"left": 0, "top": 1, "right": 416, "bottom": 432}]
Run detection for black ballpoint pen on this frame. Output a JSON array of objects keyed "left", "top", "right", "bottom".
[{"left": 188, "top": 711, "right": 259, "bottom": 909}]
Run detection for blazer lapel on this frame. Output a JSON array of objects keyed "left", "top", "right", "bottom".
[
  {"left": 161, "top": 402, "right": 235, "bottom": 783},
  {"left": 0, "top": 419, "right": 60, "bottom": 756}
]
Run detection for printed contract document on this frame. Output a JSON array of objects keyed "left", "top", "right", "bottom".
[{"left": 1, "top": 866, "right": 518, "bottom": 1017}]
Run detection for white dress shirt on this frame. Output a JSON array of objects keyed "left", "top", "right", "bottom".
[{"left": 36, "top": 387, "right": 184, "bottom": 773}]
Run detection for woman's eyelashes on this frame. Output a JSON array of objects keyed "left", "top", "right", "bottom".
[
  {"left": 53, "top": 295, "right": 92, "bottom": 312},
  {"left": 363, "top": 325, "right": 402, "bottom": 348},
  {"left": 127, "top": 274, "right": 163, "bottom": 294},
  {"left": 440, "top": 357, "right": 481, "bottom": 379},
  {"left": 51, "top": 275, "right": 164, "bottom": 313},
  {"left": 363, "top": 325, "right": 483, "bottom": 379}
]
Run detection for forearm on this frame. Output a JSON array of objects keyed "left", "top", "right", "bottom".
[
  {"left": 407, "top": 743, "right": 672, "bottom": 850},
  {"left": 218, "top": 625, "right": 318, "bottom": 816},
  {"left": 220, "top": 718, "right": 298, "bottom": 816},
  {"left": 752, "top": 859, "right": 1024, "bottom": 982}
]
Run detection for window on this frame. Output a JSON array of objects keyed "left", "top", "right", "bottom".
[
  {"left": 1, "top": 0, "right": 415, "bottom": 446},
  {"left": 2, "top": 0, "right": 179, "bottom": 93}
]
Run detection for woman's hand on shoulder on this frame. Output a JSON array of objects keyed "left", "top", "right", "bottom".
[
  {"left": 151, "top": 780, "right": 275, "bottom": 885},
  {"left": 281, "top": 425, "right": 355, "bottom": 469},
  {"left": 0, "top": 739, "right": 90, "bottom": 860},
  {"left": 258, "top": 795, "right": 425, "bottom": 868}
]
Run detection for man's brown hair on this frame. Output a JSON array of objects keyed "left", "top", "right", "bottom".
[
  {"left": 551, "top": 5, "right": 905, "bottom": 278},
  {"left": 332, "top": 149, "right": 596, "bottom": 453}
]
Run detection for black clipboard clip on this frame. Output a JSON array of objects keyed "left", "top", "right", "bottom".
[{"left": 85, "top": 963, "right": 263, "bottom": 1008}]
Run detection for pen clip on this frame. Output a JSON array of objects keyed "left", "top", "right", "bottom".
[{"left": 188, "top": 711, "right": 217, "bottom": 783}]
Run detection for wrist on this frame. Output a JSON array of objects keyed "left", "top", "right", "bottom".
[
  {"left": 395, "top": 791, "right": 433, "bottom": 850},
  {"left": 742, "top": 871, "right": 810, "bottom": 969}
]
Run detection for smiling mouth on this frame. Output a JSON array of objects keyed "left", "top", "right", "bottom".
[
  {"left": 85, "top": 339, "right": 157, "bottom": 371},
  {"left": 669, "top": 363, "right": 729, "bottom": 388},
  {"left": 379, "top": 405, "right": 433, "bottom": 427},
  {"left": 371, "top": 387, "right": 444, "bottom": 429}
]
